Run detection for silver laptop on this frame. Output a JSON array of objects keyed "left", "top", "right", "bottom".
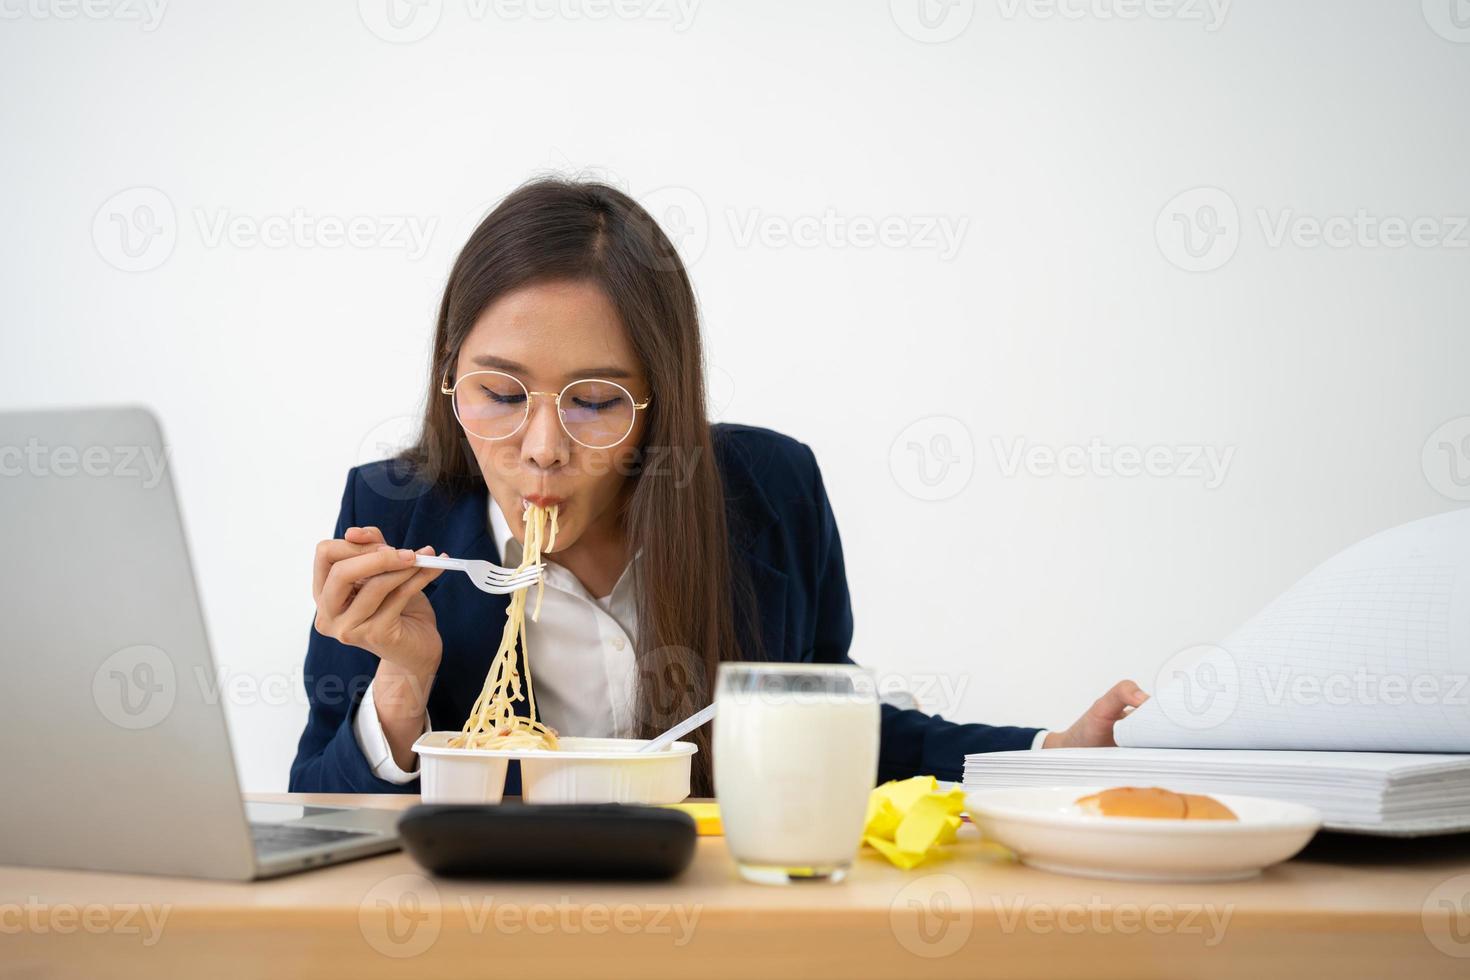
[{"left": 0, "top": 405, "right": 401, "bottom": 880}]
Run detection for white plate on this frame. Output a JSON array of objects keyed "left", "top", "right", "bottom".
[
  {"left": 412, "top": 733, "right": 696, "bottom": 805},
  {"left": 964, "top": 786, "right": 1322, "bottom": 882}
]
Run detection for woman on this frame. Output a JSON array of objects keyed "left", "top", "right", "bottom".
[{"left": 290, "top": 178, "right": 1145, "bottom": 796}]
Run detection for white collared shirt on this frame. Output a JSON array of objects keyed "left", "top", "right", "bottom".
[{"left": 353, "top": 499, "right": 1048, "bottom": 783}]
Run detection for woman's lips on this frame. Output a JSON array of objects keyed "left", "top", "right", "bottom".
[
  {"left": 517, "top": 493, "right": 561, "bottom": 525},
  {"left": 518, "top": 495, "right": 566, "bottom": 543},
  {"left": 521, "top": 493, "right": 565, "bottom": 509}
]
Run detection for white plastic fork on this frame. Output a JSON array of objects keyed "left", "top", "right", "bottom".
[{"left": 413, "top": 554, "right": 545, "bottom": 595}]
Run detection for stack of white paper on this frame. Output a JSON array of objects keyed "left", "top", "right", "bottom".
[{"left": 962, "top": 748, "right": 1470, "bottom": 835}]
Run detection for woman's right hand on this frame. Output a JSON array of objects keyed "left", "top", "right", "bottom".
[{"left": 312, "top": 526, "right": 446, "bottom": 677}]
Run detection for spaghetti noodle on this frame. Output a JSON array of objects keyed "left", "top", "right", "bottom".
[{"left": 449, "top": 502, "right": 561, "bottom": 751}]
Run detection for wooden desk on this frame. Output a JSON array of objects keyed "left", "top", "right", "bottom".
[{"left": 4, "top": 793, "right": 1470, "bottom": 979}]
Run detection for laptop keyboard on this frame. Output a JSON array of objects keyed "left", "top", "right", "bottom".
[{"left": 250, "top": 822, "right": 373, "bottom": 855}]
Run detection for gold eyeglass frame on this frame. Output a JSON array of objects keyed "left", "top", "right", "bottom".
[{"left": 440, "top": 369, "right": 653, "bottom": 449}]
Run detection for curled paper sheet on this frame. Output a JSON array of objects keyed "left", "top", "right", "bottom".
[{"left": 862, "top": 775, "right": 974, "bottom": 869}]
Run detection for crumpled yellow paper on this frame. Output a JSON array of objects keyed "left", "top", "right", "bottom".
[{"left": 862, "top": 775, "right": 966, "bottom": 869}]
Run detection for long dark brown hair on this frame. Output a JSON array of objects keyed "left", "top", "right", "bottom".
[{"left": 403, "top": 177, "right": 746, "bottom": 794}]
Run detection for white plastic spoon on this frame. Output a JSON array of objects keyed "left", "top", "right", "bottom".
[{"left": 637, "top": 702, "right": 717, "bottom": 754}]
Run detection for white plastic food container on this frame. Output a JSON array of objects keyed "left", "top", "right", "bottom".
[{"left": 412, "top": 732, "right": 697, "bottom": 805}]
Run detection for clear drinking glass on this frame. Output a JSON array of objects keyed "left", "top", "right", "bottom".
[{"left": 713, "top": 663, "right": 880, "bottom": 885}]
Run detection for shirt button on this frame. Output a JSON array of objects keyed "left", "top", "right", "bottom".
[{"left": 612, "top": 637, "right": 627, "bottom": 651}]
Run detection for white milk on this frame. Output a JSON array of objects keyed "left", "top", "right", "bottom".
[{"left": 714, "top": 692, "right": 880, "bottom": 874}]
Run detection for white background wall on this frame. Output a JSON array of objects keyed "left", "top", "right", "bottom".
[{"left": 2, "top": 0, "right": 1467, "bottom": 791}]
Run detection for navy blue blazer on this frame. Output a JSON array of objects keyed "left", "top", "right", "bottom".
[{"left": 290, "top": 424, "right": 1041, "bottom": 793}]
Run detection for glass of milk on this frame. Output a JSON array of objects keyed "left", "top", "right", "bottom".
[{"left": 713, "top": 663, "right": 880, "bottom": 885}]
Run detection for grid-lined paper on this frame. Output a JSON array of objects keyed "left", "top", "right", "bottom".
[{"left": 1117, "top": 508, "right": 1470, "bottom": 752}]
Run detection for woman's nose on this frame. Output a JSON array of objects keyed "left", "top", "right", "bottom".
[{"left": 520, "top": 395, "right": 569, "bottom": 471}]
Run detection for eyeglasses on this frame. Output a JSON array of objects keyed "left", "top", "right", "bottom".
[{"left": 441, "top": 370, "right": 653, "bottom": 450}]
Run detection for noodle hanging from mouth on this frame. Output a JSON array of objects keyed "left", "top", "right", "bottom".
[{"left": 449, "top": 502, "right": 560, "bottom": 751}]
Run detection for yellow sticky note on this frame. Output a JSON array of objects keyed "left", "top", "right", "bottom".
[
  {"left": 863, "top": 777, "right": 971, "bottom": 869},
  {"left": 863, "top": 796, "right": 904, "bottom": 840},
  {"left": 864, "top": 835, "right": 929, "bottom": 870},
  {"left": 895, "top": 793, "right": 959, "bottom": 854},
  {"left": 873, "top": 775, "right": 938, "bottom": 815},
  {"left": 934, "top": 786, "right": 966, "bottom": 812}
]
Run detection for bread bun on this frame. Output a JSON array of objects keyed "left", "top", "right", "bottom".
[
  {"left": 1074, "top": 787, "right": 1239, "bottom": 821},
  {"left": 1181, "top": 793, "right": 1238, "bottom": 821},
  {"left": 1074, "top": 786, "right": 1187, "bottom": 819}
]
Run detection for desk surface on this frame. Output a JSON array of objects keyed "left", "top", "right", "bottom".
[{"left": 5, "top": 792, "right": 1470, "bottom": 979}]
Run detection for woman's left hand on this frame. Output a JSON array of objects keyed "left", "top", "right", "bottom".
[{"left": 1042, "top": 680, "right": 1150, "bottom": 748}]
